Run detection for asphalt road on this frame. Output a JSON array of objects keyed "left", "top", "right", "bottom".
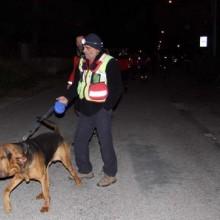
[{"left": 0, "top": 72, "right": 220, "bottom": 220}]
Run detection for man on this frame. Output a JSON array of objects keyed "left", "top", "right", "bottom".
[
  {"left": 57, "top": 33, "right": 123, "bottom": 187},
  {"left": 67, "top": 35, "right": 84, "bottom": 89}
]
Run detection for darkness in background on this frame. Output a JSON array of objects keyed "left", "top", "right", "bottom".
[{"left": 0, "top": 0, "right": 218, "bottom": 57}]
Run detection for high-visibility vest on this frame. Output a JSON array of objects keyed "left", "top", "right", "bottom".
[{"left": 77, "top": 53, "right": 113, "bottom": 103}]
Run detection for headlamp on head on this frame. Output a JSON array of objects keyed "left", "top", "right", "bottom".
[
  {"left": 81, "top": 34, "right": 103, "bottom": 50},
  {"left": 82, "top": 39, "right": 103, "bottom": 47},
  {"left": 81, "top": 38, "right": 86, "bottom": 45}
]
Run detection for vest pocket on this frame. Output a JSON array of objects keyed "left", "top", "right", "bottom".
[{"left": 92, "top": 73, "right": 101, "bottom": 83}]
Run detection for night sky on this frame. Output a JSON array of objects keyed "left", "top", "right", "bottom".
[{"left": 0, "top": 0, "right": 218, "bottom": 57}]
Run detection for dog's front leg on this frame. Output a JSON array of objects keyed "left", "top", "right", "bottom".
[
  {"left": 39, "top": 172, "right": 50, "bottom": 213},
  {"left": 3, "top": 176, "right": 23, "bottom": 213}
]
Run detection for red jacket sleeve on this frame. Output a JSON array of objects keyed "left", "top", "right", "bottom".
[{"left": 67, "top": 56, "right": 80, "bottom": 84}]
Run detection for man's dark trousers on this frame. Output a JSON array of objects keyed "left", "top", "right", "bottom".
[{"left": 74, "top": 108, "right": 117, "bottom": 177}]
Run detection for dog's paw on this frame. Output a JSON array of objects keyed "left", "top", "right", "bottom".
[
  {"left": 36, "top": 192, "right": 44, "bottom": 200},
  {"left": 40, "top": 206, "right": 49, "bottom": 213},
  {"left": 75, "top": 177, "right": 82, "bottom": 186},
  {"left": 4, "top": 204, "right": 12, "bottom": 213}
]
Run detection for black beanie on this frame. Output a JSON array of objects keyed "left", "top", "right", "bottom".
[{"left": 82, "top": 33, "right": 103, "bottom": 50}]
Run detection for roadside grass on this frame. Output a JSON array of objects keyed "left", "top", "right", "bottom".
[
  {"left": 0, "top": 59, "right": 36, "bottom": 88},
  {"left": 0, "top": 59, "right": 67, "bottom": 97}
]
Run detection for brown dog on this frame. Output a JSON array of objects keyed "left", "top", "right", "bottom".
[{"left": 0, "top": 120, "right": 81, "bottom": 213}]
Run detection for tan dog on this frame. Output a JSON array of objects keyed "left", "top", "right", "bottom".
[{"left": 0, "top": 120, "right": 81, "bottom": 213}]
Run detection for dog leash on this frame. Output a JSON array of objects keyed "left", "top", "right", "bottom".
[{"left": 22, "top": 105, "right": 54, "bottom": 141}]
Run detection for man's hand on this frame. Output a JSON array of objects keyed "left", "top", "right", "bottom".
[{"left": 56, "top": 96, "right": 69, "bottom": 105}]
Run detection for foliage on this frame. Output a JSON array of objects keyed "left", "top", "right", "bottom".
[{"left": 0, "top": 59, "right": 38, "bottom": 93}]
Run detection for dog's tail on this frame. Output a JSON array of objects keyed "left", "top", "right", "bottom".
[{"left": 39, "top": 118, "right": 61, "bottom": 135}]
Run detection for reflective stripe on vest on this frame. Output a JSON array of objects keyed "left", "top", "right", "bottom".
[{"left": 77, "top": 53, "right": 113, "bottom": 102}]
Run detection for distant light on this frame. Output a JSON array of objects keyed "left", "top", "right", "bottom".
[
  {"left": 177, "top": 44, "right": 180, "bottom": 48},
  {"left": 200, "top": 36, "right": 208, "bottom": 47},
  {"left": 161, "top": 30, "right": 165, "bottom": 34},
  {"left": 168, "top": 0, "right": 173, "bottom": 3},
  {"left": 173, "top": 58, "right": 178, "bottom": 63}
]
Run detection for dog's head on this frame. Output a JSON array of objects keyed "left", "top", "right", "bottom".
[{"left": 0, "top": 144, "right": 27, "bottom": 178}]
